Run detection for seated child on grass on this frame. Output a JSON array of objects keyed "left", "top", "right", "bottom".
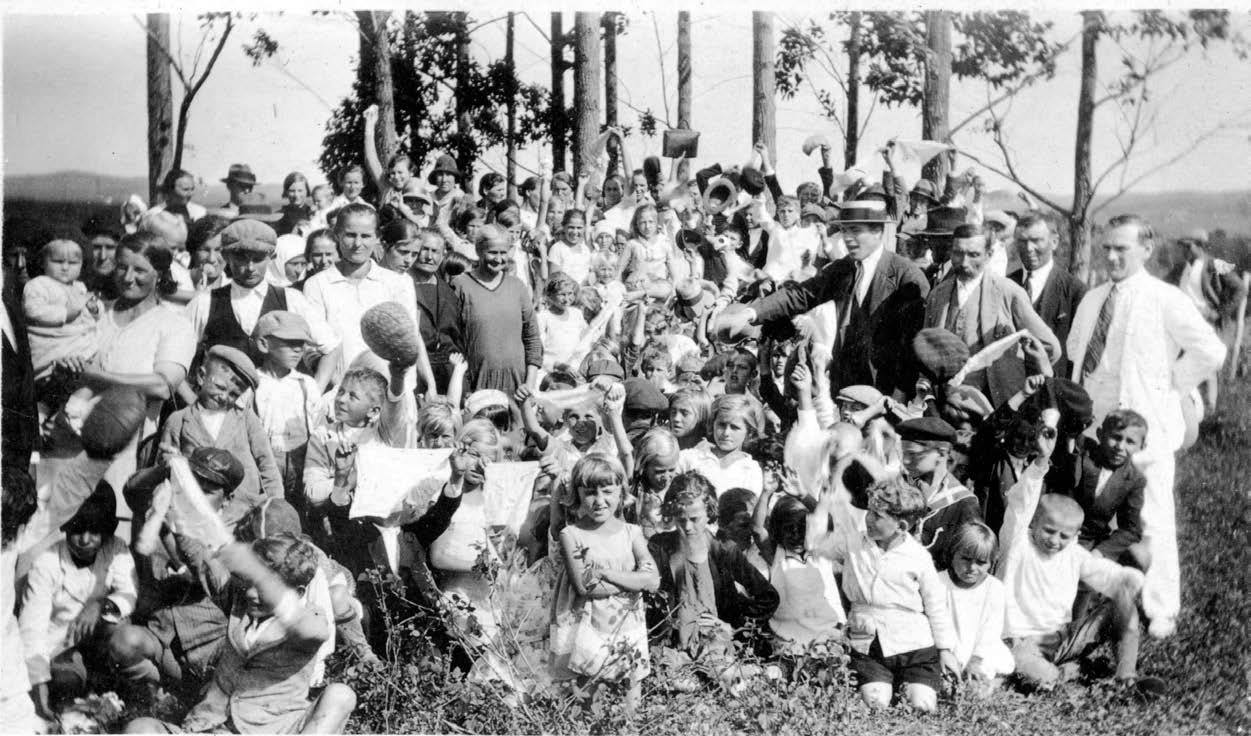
[
  {"left": 996, "top": 428, "right": 1156, "bottom": 692},
  {"left": 940, "top": 522, "right": 1014, "bottom": 692},
  {"left": 158, "top": 345, "right": 284, "bottom": 524},
  {"left": 21, "top": 481, "right": 136, "bottom": 722},
  {"left": 123, "top": 535, "right": 356, "bottom": 734},
  {"left": 807, "top": 477, "right": 959, "bottom": 712}
]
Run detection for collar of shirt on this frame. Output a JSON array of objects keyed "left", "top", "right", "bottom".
[
  {"left": 322, "top": 262, "right": 385, "bottom": 284},
  {"left": 955, "top": 271, "right": 984, "bottom": 307},
  {"left": 856, "top": 245, "right": 886, "bottom": 303},
  {"left": 693, "top": 439, "right": 751, "bottom": 468},
  {"left": 230, "top": 279, "right": 270, "bottom": 300},
  {"left": 0, "top": 301, "right": 16, "bottom": 349},
  {"left": 1027, "top": 259, "right": 1054, "bottom": 300}
]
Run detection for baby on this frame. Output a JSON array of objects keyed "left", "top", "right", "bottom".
[{"left": 25, "top": 239, "right": 99, "bottom": 421}]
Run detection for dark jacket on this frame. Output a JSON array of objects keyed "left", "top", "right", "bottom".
[
  {"left": 647, "top": 531, "right": 778, "bottom": 638},
  {"left": 1008, "top": 264, "right": 1087, "bottom": 378},
  {"left": 750, "top": 250, "right": 930, "bottom": 397},
  {"left": 2, "top": 282, "right": 37, "bottom": 470},
  {"left": 1165, "top": 257, "right": 1248, "bottom": 323},
  {"left": 1045, "top": 437, "right": 1145, "bottom": 562}
]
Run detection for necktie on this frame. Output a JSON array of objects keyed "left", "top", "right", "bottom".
[
  {"left": 1023, "top": 269, "right": 1034, "bottom": 302},
  {"left": 840, "top": 261, "right": 863, "bottom": 330},
  {"left": 1080, "top": 284, "right": 1119, "bottom": 382}
]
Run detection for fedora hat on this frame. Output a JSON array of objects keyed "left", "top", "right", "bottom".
[
  {"left": 910, "top": 179, "right": 940, "bottom": 203},
  {"left": 427, "top": 154, "right": 461, "bottom": 185},
  {"left": 233, "top": 192, "right": 283, "bottom": 223},
  {"left": 703, "top": 176, "right": 740, "bottom": 216},
  {"left": 918, "top": 206, "right": 968, "bottom": 237},
  {"left": 221, "top": 163, "right": 257, "bottom": 187},
  {"left": 838, "top": 199, "right": 892, "bottom": 225}
]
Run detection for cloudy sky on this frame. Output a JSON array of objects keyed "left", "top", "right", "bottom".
[{"left": 5, "top": 4, "right": 1251, "bottom": 202}]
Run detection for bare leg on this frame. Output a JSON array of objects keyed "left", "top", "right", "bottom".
[
  {"left": 902, "top": 683, "right": 937, "bottom": 713},
  {"left": 300, "top": 683, "right": 357, "bottom": 735},
  {"left": 1112, "top": 588, "right": 1142, "bottom": 681},
  {"left": 859, "top": 682, "right": 893, "bottom": 708}
]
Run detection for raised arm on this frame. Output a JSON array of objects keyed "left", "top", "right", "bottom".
[{"left": 362, "top": 104, "right": 385, "bottom": 188}]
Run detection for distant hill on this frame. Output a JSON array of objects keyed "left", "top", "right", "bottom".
[
  {"left": 5, "top": 170, "right": 1249, "bottom": 238},
  {"left": 3, "top": 170, "right": 282, "bottom": 208}
]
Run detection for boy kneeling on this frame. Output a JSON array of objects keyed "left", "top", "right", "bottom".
[
  {"left": 998, "top": 433, "right": 1159, "bottom": 693},
  {"left": 125, "top": 535, "right": 354, "bottom": 734}
]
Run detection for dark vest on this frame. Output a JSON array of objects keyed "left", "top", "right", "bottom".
[{"left": 197, "top": 284, "right": 289, "bottom": 368}]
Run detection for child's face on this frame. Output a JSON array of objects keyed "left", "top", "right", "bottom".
[
  {"left": 1097, "top": 424, "right": 1146, "bottom": 468},
  {"left": 602, "top": 179, "right": 624, "bottom": 208},
  {"left": 225, "top": 251, "right": 271, "bottom": 289},
  {"left": 669, "top": 402, "right": 700, "bottom": 438},
  {"left": 769, "top": 344, "right": 792, "bottom": 377},
  {"left": 334, "top": 379, "right": 381, "bottom": 426},
  {"left": 594, "top": 232, "right": 616, "bottom": 253},
  {"left": 643, "top": 454, "right": 679, "bottom": 493},
  {"left": 721, "top": 507, "right": 755, "bottom": 549},
  {"left": 712, "top": 413, "right": 748, "bottom": 453},
  {"left": 44, "top": 242, "right": 83, "bottom": 284},
  {"left": 724, "top": 356, "right": 756, "bottom": 393},
  {"left": 342, "top": 171, "right": 365, "bottom": 199},
  {"left": 547, "top": 282, "right": 579, "bottom": 312},
  {"left": 864, "top": 507, "right": 906, "bottom": 544},
  {"left": 578, "top": 482, "right": 623, "bottom": 524},
  {"left": 594, "top": 263, "right": 617, "bottom": 284},
  {"left": 262, "top": 336, "right": 306, "bottom": 372},
  {"left": 798, "top": 186, "right": 820, "bottom": 207},
  {"left": 552, "top": 178, "right": 573, "bottom": 202},
  {"left": 777, "top": 201, "right": 801, "bottom": 228},
  {"left": 382, "top": 240, "right": 420, "bottom": 273},
  {"left": 715, "top": 231, "right": 742, "bottom": 254},
  {"left": 313, "top": 187, "right": 334, "bottom": 209},
  {"left": 672, "top": 500, "right": 710, "bottom": 539},
  {"left": 307, "top": 237, "right": 339, "bottom": 272},
  {"left": 198, "top": 359, "right": 248, "bottom": 410},
  {"left": 66, "top": 529, "right": 103, "bottom": 565},
  {"left": 1029, "top": 509, "right": 1080, "bottom": 557},
  {"left": 419, "top": 426, "right": 456, "bottom": 449},
  {"left": 387, "top": 161, "right": 412, "bottom": 190},
  {"left": 565, "top": 404, "right": 602, "bottom": 447},
  {"left": 337, "top": 213, "right": 378, "bottom": 266},
  {"left": 642, "top": 361, "right": 671, "bottom": 388},
  {"left": 901, "top": 440, "right": 944, "bottom": 479},
  {"left": 950, "top": 549, "right": 992, "bottom": 588},
  {"left": 836, "top": 399, "right": 867, "bottom": 425},
  {"left": 563, "top": 218, "right": 586, "bottom": 246},
  {"left": 636, "top": 210, "right": 659, "bottom": 239}
]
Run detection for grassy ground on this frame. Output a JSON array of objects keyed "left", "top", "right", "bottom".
[{"left": 333, "top": 376, "right": 1251, "bottom": 735}]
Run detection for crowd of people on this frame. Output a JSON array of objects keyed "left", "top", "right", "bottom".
[{"left": 0, "top": 115, "right": 1241, "bottom": 733}]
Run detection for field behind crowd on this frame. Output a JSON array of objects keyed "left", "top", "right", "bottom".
[{"left": 324, "top": 375, "right": 1251, "bottom": 736}]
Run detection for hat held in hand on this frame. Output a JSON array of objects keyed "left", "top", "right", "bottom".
[
  {"left": 361, "top": 301, "right": 421, "bottom": 366},
  {"left": 912, "top": 328, "right": 970, "bottom": 385},
  {"left": 80, "top": 387, "right": 147, "bottom": 459}
]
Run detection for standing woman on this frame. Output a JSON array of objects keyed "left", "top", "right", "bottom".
[
  {"left": 55, "top": 231, "right": 196, "bottom": 494},
  {"left": 452, "top": 224, "right": 541, "bottom": 396},
  {"left": 379, "top": 220, "right": 422, "bottom": 275},
  {"left": 411, "top": 231, "right": 463, "bottom": 394},
  {"left": 276, "top": 172, "right": 314, "bottom": 236}
]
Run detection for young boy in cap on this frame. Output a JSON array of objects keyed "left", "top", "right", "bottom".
[
  {"left": 897, "top": 417, "right": 983, "bottom": 570},
  {"left": 253, "top": 311, "right": 323, "bottom": 517},
  {"left": 159, "top": 345, "right": 284, "bottom": 513},
  {"left": 21, "top": 480, "right": 137, "bottom": 720},
  {"left": 996, "top": 428, "right": 1156, "bottom": 693},
  {"left": 109, "top": 448, "right": 247, "bottom": 698},
  {"left": 184, "top": 219, "right": 341, "bottom": 392}
]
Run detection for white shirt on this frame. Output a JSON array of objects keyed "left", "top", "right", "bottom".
[
  {"left": 537, "top": 308, "right": 587, "bottom": 371},
  {"left": 1180, "top": 258, "right": 1214, "bottom": 318},
  {"left": 941, "top": 571, "right": 1014, "bottom": 675},
  {"left": 255, "top": 367, "right": 322, "bottom": 451},
  {"left": 677, "top": 440, "right": 763, "bottom": 497},
  {"left": 955, "top": 272, "right": 985, "bottom": 309},
  {"left": 986, "top": 239, "right": 1008, "bottom": 278},
  {"left": 768, "top": 549, "right": 846, "bottom": 646},
  {"left": 807, "top": 526, "right": 956, "bottom": 657},
  {"left": 1022, "top": 259, "right": 1055, "bottom": 304},
  {"left": 184, "top": 280, "right": 341, "bottom": 355},
  {"left": 855, "top": 245, "right": 886, "bottom": 305},
  {"left": 762, "top": 223, "right": 822, "bottom": 283},
  {"left": 302, "top": 262, "right": 419, "bottom": 381},
  {"left": 547, "top": 241, "right": 594, "bottom": 285}
]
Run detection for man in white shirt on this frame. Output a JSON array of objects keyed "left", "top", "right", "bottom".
[
  {"left": 184, "top": 220, "right": 341, "bottom": 390},
  {"left": 1068, "top": 214, "right": 1226, "bottom": 638}
]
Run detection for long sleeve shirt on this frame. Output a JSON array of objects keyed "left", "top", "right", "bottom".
[
  {"left": 940, "top": 571, "right": 1014, "bottom": 675},
  {"left": 808, "top": 525, "right": 956, "bottom": 657},
  {"left": 303, "top": 263, "right": 419, "bottom": 382},
  {"left": 20, "top": 537, "right": 137, "bottom": 684}
]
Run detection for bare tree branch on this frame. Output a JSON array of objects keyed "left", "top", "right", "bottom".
[
  {"left": 651, "top": 13, "right": 673, "bottom": 124},
  {"left": 950, "top": 33, "right": 1078, "bottom": 137},
  {"left": 956, "top": 146, "right": 1068, "bottom": 214},
  {"left": 520, "top": 11, "right": 551, "bottom": 44},
  {"left": 133, "top": 14, "right": 189, "bottom": 88}
]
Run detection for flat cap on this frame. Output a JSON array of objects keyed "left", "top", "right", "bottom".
[
  {"left": 897, "top": 416, "right": 958, "bottom": 444},
  {"left": 206, "top": 344, "right": 258, "bottom": 389}
]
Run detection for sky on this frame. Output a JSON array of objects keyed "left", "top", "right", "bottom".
[{"left": 4, "top": 4, "right": 1251, "bottom": 203}]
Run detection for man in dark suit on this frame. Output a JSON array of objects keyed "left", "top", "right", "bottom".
[
  {"left": 714, "top": 199, "right": 931, "bottom": 398},
  {"left": 1008, "top": 211, "right": 1087, "bottom": 378},
  {"left": 1165, "top": 228, "right": 1248, "bottom": 406}
]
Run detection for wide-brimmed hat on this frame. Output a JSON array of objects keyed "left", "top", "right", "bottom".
[
  {"left": 910, "top": 179, "right": 940, "bottom": 204},
  {"left": 427, "top": 154, "right": 461, "bottom": 185},
  {"left": 838, "top": 199, "right": 892, "bottom": 225},
  {"left": 917, "top": 206, "right": 968, "bottom": 237},
  {"left": 233, "top": 193, "right": 283, "bottom": 223},
  {"left": 221, "top": 163, "right": 257, "bottom": 187}
]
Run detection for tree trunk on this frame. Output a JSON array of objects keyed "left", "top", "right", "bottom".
[
  {"left": 506, "top": 12, "right": 517, "bottom": 199},
  {"left": 921, "top": 10, "right": 952, "bottom": 187},
  {"left": 1071, "top": 11, "right": 1101, "bottom": 282},
  {"left": 359, "top": 11, "right": 399, "bottom": 167},
  {"left": 603, "top": 13, "right": 620, "bottom": 178},
  {"left": 454, "top": 12, "right": 473, "bottom": 190},
  {"left": 572, "top": 12, "right": 602, "bottom": 177},
  {"left": 550, "top": 13, "right": 568, "bottom": 173},
  {"left": 677, "top": 11, "right": 692, "bottom": 182},
  {"left": 146, "top": 13, "right": 174, "bottom": 204},
  {"left": 751, "top": 12, "right": 776, "bottom": 162},
  {"left": 845, "top": 11, "right": 861, "bottom": 168}
]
